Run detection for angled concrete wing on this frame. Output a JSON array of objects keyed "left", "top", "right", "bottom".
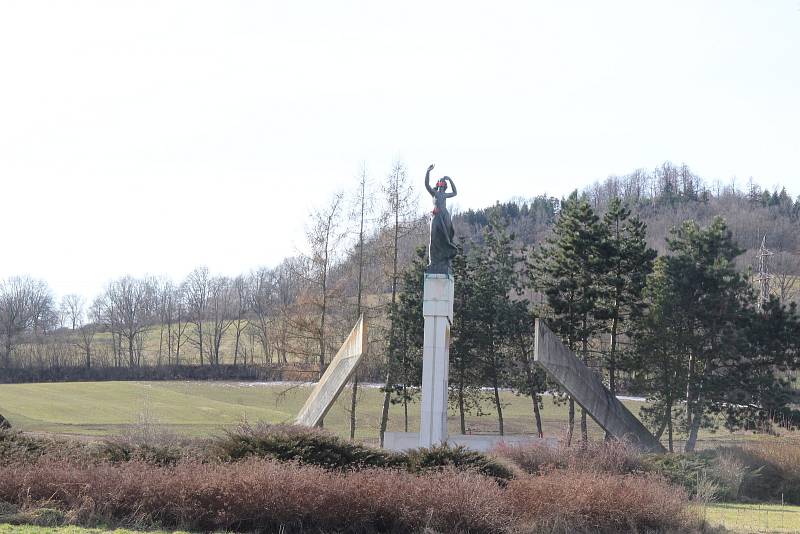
[
  {"left": 534, "top": 319, "right": 665, "bottom": 452},
  {"left": 295, "top": 315, "right": 367, "bottom": 427}
]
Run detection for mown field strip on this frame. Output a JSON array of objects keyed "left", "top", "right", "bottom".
[
  {"left": 0, "top": 380, "right": 640, "bottom": 441},
  {"left": 703, "top": 502, "right": 800, "bottom": 533}
]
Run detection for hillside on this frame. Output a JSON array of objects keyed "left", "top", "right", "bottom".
[{"left": 452, "top": 162, "right": 800, "bottom": 289}]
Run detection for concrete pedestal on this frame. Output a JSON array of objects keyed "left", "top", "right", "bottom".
[{"left": 418, "top": 273, "right": 454, "bottom": 448}]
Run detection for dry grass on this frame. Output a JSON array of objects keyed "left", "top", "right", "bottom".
[
  {"left": 506, "top": 470, "right": 698, "bottom": 533},
  {"left": 741, "top": 438, "right": 800, "bottom": 479},
  {"left": 0, "top": 459, "right": 507, "bottom": 533},
  {"left": 0, "top": 455, "right": 701, "bottom": 533},
  {"left": 493, "top": 438, "right": 643, "bottom": 475}
]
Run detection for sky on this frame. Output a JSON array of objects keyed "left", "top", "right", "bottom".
[{"left": 0, "top": 1, "right": 798, "bottom": 301}]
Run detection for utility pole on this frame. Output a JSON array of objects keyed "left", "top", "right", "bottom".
[{"left": 755, "top": 235, "right": 774, "bottom": 309}]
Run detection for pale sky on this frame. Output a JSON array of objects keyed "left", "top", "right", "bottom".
[{"left": 1, "top": 1, "right": 798, "bottom": 301}]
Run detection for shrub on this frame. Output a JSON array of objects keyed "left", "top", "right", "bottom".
[
  {"left": 213, "top": 422, "right": 405, "bottom": 470},
  {"left": 495, "top": 439, "right": 643, "bottom": 475},
  {"left": 0, "top": 429, "right": 84, "bottom": 465},
  {"left": 0, "top": 458, "right": 510, "bottom": 533},
  {"left": 506, "top": 469, "right": 698, "bottom": 533},
  {"left": 93, "top": 441, "right": 186, "bottom": 466},
  {"left": 711, "top": 451, "right": 747, "bottom": 501},
  {"left": 216, "top": 424, "right": 517, "bottom": 482},
  {"left": 642, "top": 452, "right": 716, "bottom": 498},
  {"left": 405, "top": 444, "right": 517, "bottom": 482},
  {"left": 717, "top": 439, "right": 800, "bottom": 503}
]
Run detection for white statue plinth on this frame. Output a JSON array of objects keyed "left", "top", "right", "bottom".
[{"left": 418, "top": 273, "right": 454, "bottom": 448}]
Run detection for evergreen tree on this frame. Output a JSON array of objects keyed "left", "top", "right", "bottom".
[
  {"left": 384, "top": 247, "right": 426, "bottom": 432},
  {"left": 600, "top": 198, "right": 656, "bottom": 397},
  {"left": 471, "top": 211, "right": 519, "bottom": 436},
  {"left": 630, "top": 256, "right": 687, "bottom": 451},
  {"left": 534, "top": 191, "right": 607, "bottom": 444},
  {"left": 637, "top": 217, "right": 759, "bottom": 451},
  {"left": 449, "top": 243, "right": 490, "bottom": 434},
  {"left": 736, "top": 297, "right": 800, "bottom": 431},
  {"left": 505, "top": 297, "right": 547, "bottom": 437}
]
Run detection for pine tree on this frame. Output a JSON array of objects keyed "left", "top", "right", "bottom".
[
  {"left": 636, "top": 217, "right": 759, "bottom": 451},
  {"left": 384, "top": 247, "right": 427, "bottom": 432},
  {"left": 534, "top": 191, "right": 607, "bottom": 444},
  {"left": 471, "top": 211, "right": 520, "bottom": 436},
  {"left": 630, "top": 257, "right": 686, "bottom": 451},
  {"left": 505, "top": 297, "right": 547, "bottom": 438},
  {"left": 449, "top": 243, "right": 490, "bottom": 434},
  {"left": 599, "top": 198, "right": 656, "bottom": 397}
]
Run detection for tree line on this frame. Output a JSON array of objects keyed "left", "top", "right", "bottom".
[{"left": 0, "top": 162, "right": 425, "bottom": 385}]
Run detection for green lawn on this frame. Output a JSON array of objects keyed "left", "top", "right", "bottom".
[
  {"left": 0, "top": 380, "right": 644, "bottom": 443},
  {"left": 702, "top": 503, "right": 800, "bottom": 533},
  {"left": 0, "top": 380, "right": 767, "bottom": 447}
]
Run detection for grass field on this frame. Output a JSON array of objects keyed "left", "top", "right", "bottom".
[
  {"left": 0, "top": 380, "right": 619, "bottom": 442},
  {"left": 0, "top": 380, "right": 764, "bottom": 446},
  {"left": 4, "top": 505, "right": 799, "bottom": 533},
  {"left": 703, "top": 503, "right": 800, "bottom": 533}
]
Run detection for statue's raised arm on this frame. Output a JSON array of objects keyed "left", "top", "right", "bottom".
[
  {"left": 425, "top": 164, "right": 435, "bottom": 196},
  {"left": 444, "top": 177, "right": 457, "bottom": 198}
]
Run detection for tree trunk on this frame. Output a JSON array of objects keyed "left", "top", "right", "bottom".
[
  {"left": 567, "top": 398, "right": 575, "bottom": 447},
  {"left": 667, "top": 403, "right": 674, "bottom": 452},
  {"left": 379, "top": 375, "right": 392, "bottom": 447},
  {"left": 379, "top": 207, "right": 402, "bottom": 447},
  {"left": 685, "top": 399, "right": 702, "bottom": 452},
  {"left": 531, "top": 391, "right": 543, "bottom": 438},
  {"left": 523, "top": 353, "right": 543, "bottom": 438},
  {"left": 198, "top": 323, "right": 203, "bottom": 365},
  {"left": 492, "top": 372, "right": 504, "bottom": 436},
  {"left": 458, "top": 382, "right": 466, "bottom": 434},
  {"left": 349, "top": 373, "right": 358, "bottom": 440}
]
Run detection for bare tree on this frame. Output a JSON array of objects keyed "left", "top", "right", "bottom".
[
  {"left": 206, "top": 275, "right": 235, "bottom": 365},
  {"left": 349, "top": 165, "right": 374, "bottom": 440},
  {"left": 306, "top": 192, "right": 346, "bottom": 379},
  {"left": 60, "top": 294, "right": 84, "bottom": 331},
  {"left": 171, "top": 285, "right": 190, "bottom": 366},
  {"left": 75, "top": 301, "right": 98, "bottom": 369},
  {"left": 184, "top": 267, "right": 210, "bottom": 365},
  {"left": 379, "top": 160, "right": 419, "bottom": 445},
  {"left": 99, "top": 277, "right": 154, "bottom": 367},
  {"left": 232, "top": 275, "right": 250, "bottom": 366},
  {"left": 248, "top": 267, "right": 275, "bottom": 363},
  {"left": 270, "top": 259, "right": 300, "bottom": 365},
  {"left": 0, "top": 277, "right": 53, "bottom": 368}
]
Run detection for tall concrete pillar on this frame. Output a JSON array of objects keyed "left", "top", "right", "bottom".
[{"left": 418, "top": 273, "right": 454, "bottom": 448}]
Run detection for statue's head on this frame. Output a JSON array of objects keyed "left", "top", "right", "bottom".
[{"left": 435, "top": 177, "right": 449, "bottom": 191}]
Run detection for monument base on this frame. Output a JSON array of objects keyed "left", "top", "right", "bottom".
[
  {"left": 384, "top": 431, "right": 557, "bottom": 452},
  {"left": 419, "top": 273, "right": 454, "bottom": 448}
]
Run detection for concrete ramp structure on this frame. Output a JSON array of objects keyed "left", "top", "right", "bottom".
[
  {"left": 534, "top": 319, "right": 665, "bottom": 452},
  {"left": 295, "top": 315, "right": 367, "bottom": 427}
]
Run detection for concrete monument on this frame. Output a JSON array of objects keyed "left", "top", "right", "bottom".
[
  {"left": 534, "top": 319, "right": 665, "bottom": 452},
  {"left": 295, "top": 315, "right": 367, "bottom": 427}
]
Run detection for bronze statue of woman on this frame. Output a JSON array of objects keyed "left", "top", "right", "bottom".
[{"left": 425, "top": 164, "right": 458, "bottom": 273}]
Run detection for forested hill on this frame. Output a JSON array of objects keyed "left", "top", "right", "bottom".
[{"left": 454, "top": 162, "right": 800, "bottom": 275}]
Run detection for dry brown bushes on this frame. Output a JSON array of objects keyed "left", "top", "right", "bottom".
[
  {"left": 0, "top": 455, "right": 700, "bottom": 533},
  {"left": 0, "top": 458, "right": 508, "bottom": 533},
  {"left": 506, "top": 470, "right": 695, "bottom": 533},
  {"left": 493, "top": 439, "right": 643, "bottom": 475}
]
